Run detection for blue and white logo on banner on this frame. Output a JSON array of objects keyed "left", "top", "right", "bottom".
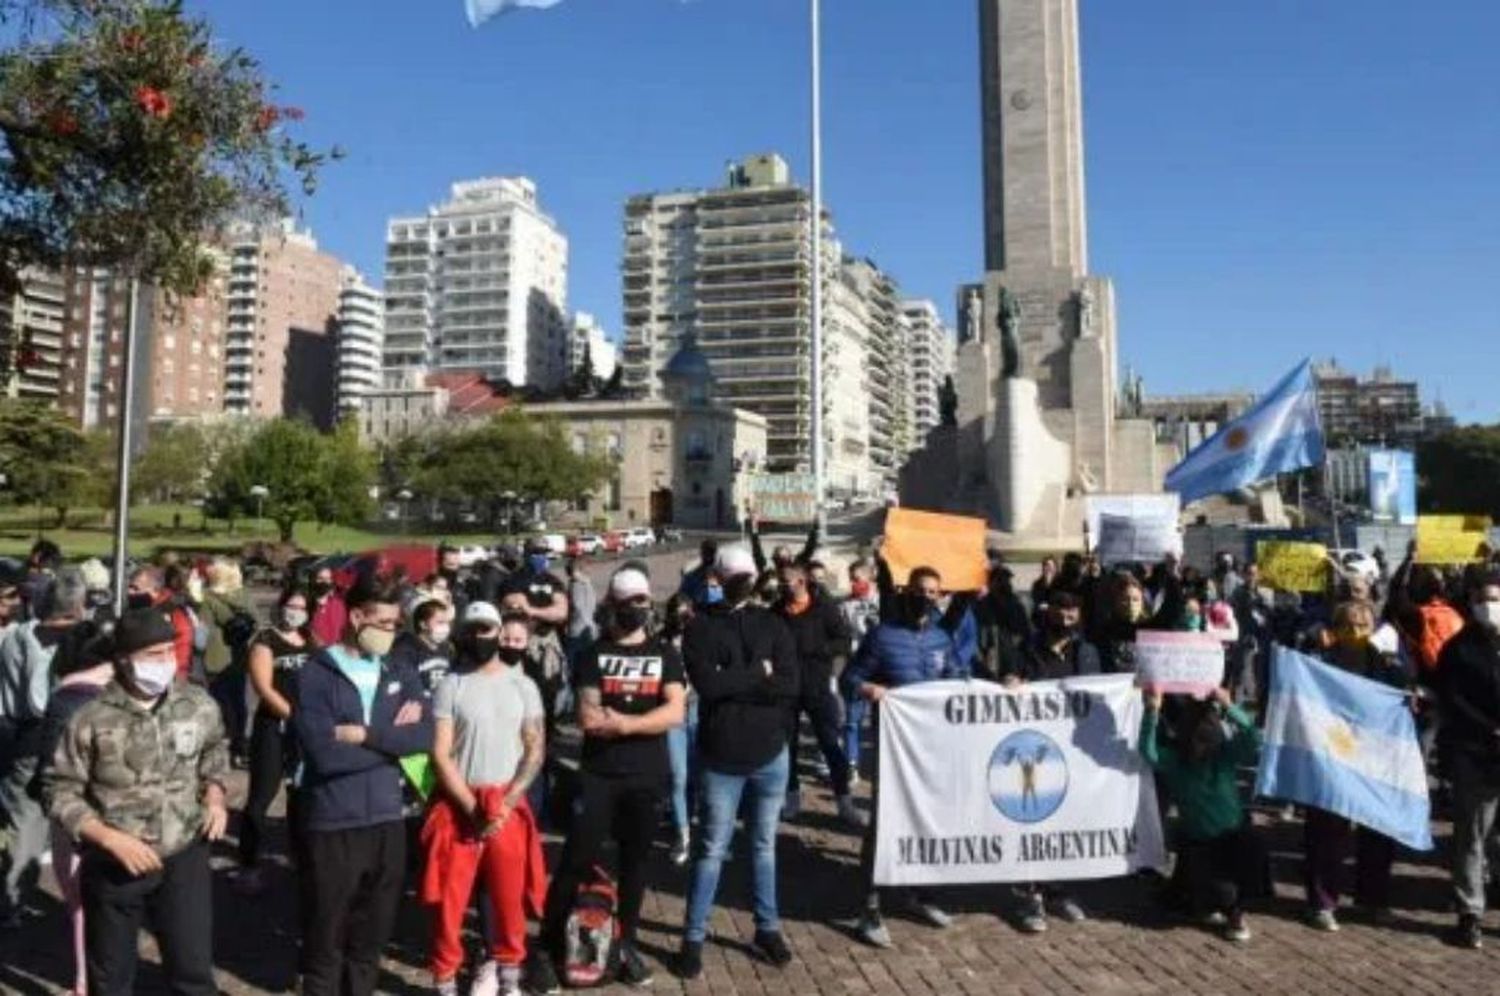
[
  {"left": 989, "top": 730, "right": 1068, "bottom": 823},
  {"left": 1256, "top": 646, "right": 1433, "bottom": 851}
]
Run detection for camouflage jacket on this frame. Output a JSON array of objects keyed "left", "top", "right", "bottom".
[{"left": 45, "top": 680, "right": 229, "bottom": 858}]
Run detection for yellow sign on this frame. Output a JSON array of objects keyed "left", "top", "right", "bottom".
[
  {"left": 1257, "top": 541, "right": 1330, "bottom": 593},
  {"left": 883, "top": 508, "right": 989, "bottom": 593},
  {"left": 1416, "top": 515, "right": 1492, "bottom": 565}
]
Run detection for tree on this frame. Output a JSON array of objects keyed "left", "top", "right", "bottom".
[
  {"left": 566, "top": 341, "right": 596, "bottom": 399},
  {"left": 133, "top": 420, "right": 208, "bottom": 502},
  {"left": 413, "top": 410, "right": 614, "bottom": 526},
  {"left": 1418, "top": 425, "right": 1500, "bottom": 519},
  {"left": 209, "top": 418, "right": 374, "bottom": 543},
  {"left": 0, "top": 397, "right": 86, "bottom": 525},
  {"left": 0, "top": 0, "right": 337, "bottom": 299}
]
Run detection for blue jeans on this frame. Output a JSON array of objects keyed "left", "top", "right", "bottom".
[
  {"left": 683, "top": 747, "right": 789, "bottom": 943},
  {"left": 667, "top": 697, "right": 700, "bottom": 834},
  {"left": 844, "top": 695, "right": 868, "bottom": 770}
]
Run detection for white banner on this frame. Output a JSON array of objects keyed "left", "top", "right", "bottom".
[
  {"left": 1135, "top": 632, "right": 1225, "bottom": 695},
  {"left": 1085, "top": 493, "right": 1181, "bottom": 548},
  {"left": 874, "top": 677, "right": 1167, "bottom": 887},
  {"left": 1095, "top": 512, "right": 1183, "bottom": 566}
]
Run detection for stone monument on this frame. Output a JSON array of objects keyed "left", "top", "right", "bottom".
[{"left": 906, "top": 0, "right": 1170, "bottom": 547}]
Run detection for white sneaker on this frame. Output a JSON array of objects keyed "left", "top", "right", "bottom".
[
  {"left": 849, "top": 771, "right": 862, "bottom": 789},
  {"left": 836, "top": 795, "right": 866, "bottom": 829},
  {"left": 471, "top": 961, "right": 500, "bottom": 996}
]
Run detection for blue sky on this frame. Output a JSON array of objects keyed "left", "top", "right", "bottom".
[{"left": 193, "top": 0, "right": 1500, "bottom": 423}]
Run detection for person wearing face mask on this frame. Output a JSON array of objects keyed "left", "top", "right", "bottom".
[
  {"left": 44, "top": 608, "right": 229, "bottom": 996},
  {"left": 1301, "top": 599, "right": 1408, "bottom": 932},
  {"left": 842, "top": 566, "right": 967, "bottom": 950},
  {"left": 774, "top": 562, "right": 859, "bottom": 825},
  {"left": 389, "top": 595, "right": 456, "bottom": 696},
  {"left": 1437, "top": 571, "right": 1500, "bottom": 949},
  {"left": 1097, "top": 573, "right": 1149, "bottom": 675},
  {"left": 678, "top": 538, "right": 720, "bottom": 606},
  {"left": 662, "top": 593, "right": 699, "bottom": 864},
  {"left": 999, "top": 591, "right": 1100, "bottom": 933},
  {"left": 840, "top": 561, "right": 882, "bottom": 782},
  {"left": 538, "top": 569, "right": 685, "bottom": 987},
  {"left": 293, "top": 580, "right": 432, "bottom": 996},
  {"left": 234, "top": 588, "right": 316, "bottom": 898},
  {"left": 676, "top": 546, "right": 800, "bottom": 980},
  {"left": 307, "top": 567, "right": 348, "bottom": 648},
  {"left": 124, "top": 567, "right": 196, "bottom": 681},
  {"left": 424, "top": 605, "right": 549, "bottom": 996},
  {"left": 975, "top": 565, "right": 1034, "bottom": 682},
  {"left": 1141, "top": 686, "right": 1267, "bottom": 944}
]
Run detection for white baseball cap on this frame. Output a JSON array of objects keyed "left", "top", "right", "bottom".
[
  {"left": 462, "top": 601, "right": 503, "bottom": 628},
  {"left": 609, "top": 568, "right": 652, "bottom": 601},
  {"left": 715, "top": 545, "right": 756, "bottom": 579}
]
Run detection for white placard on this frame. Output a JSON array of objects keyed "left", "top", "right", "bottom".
[
  {"left": 1095, "top": 512, "right": 1183, "bottom": 566},
  {"left": 1135, "top": 631, "right": 1226, "bottom": 695},
  {"left": 874, "top": 677, "right": 1167, "bottom": 887},
  {"left": 1085, "top": 493, "right": 1182, "bottom": 547}
]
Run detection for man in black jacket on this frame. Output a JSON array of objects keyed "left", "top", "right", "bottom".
[
  {"left": 677, "top": 545, "right": 799, "bottom": 980},
  {"left": 774, "top": 562, "right": 860, "bottom": 825},
  {"left": 1439, "top": 570, "right": 1500, "bottom": 949}
]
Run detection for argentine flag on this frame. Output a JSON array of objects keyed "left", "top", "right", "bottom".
[
  {"left": 1255, "top": 646, "right": 1433, "bottom": 851},
  {"left": 466, "top": 0, "right": 564, "bottom": 27},
  {"left": 1164, "top": 359, "right": 1325, "bottom": 504}
]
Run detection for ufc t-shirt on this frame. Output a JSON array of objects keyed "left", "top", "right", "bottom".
[{"left": 574, "top": 637, "right": 685, "bottom": 780}]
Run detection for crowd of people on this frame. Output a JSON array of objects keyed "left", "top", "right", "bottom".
[{"left": 0, "top": 526, "right": 1498, "bottom": 995}]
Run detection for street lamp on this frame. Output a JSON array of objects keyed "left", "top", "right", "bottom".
[
  {"left": 249, "top": 484, "right": 269, "bottom": 539},
  {"left": 397, "top": 488, "right": 413, "bottom": 535}
]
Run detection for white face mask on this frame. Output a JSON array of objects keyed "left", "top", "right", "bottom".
[
  {"left": 428, "top": 623, "right": 452, "bottom": 646},
  {"left": 1474, "top": 601, "right": 1500, "bottom": 633},
  {"left": 281, "top": 608, "right": 309, "bottom": 631},
  {"left": 131, "top": 657, "right": 177, "bottom": 698}
]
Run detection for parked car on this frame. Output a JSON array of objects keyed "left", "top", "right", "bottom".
[
  {"left": 624, "top": 527, "right": 656, "bottom": 549},
  {"left": 575, "top": 534, "right": 604, "bottom": 556},
  {"left": 534, "top": 533, "right": 568, "bottom": 557}
]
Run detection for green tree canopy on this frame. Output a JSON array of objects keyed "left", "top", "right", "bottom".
[
  {"left": 1418, "top": 425, "right": 1500, "bottom": 520},
  {"left": 0, "top": 397, "right": 86, "bottom": 522},
  {"left": 133, "top": 420, "right": 208, "bottom": 502}
]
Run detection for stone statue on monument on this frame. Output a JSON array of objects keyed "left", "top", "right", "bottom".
[
  {"left": 961, "top": 286, "right": 983, "bottom": 343},
  {"left": 1077, "top": 285, "right": 1096, "bottom": 338},
  {"left": 998, "top": 286, "right": 1022, "bottom": 378},
  {"left": 939, "top": 375, "right": 959, "bottom": 427}
]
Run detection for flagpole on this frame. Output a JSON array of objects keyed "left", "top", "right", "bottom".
[{"left": 809, "top": 0, "right": 827, "bottom": 541}]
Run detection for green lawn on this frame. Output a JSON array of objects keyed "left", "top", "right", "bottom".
[{"left": 0, "top": 503, "right": 499, "bottom": 561}]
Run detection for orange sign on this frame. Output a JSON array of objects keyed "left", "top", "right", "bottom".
[{"left": 883, "top": 509, "right": 989, "bottom": 592}]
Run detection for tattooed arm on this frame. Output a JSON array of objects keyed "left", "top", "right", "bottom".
[{"left": 502, "top": 715, "right": 546, "bottom": 815}]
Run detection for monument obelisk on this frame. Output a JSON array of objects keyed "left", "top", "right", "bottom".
[{"left": 942, "top": 0, "right": 1162, "bottom": 543}]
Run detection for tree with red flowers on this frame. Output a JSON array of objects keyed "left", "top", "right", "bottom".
[{"left": 0, "top": 0, "right": 338, "bottom": 299}]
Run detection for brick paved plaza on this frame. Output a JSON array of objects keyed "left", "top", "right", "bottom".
[{"left": 0, "top": 751, "right": 1494, "bottom": 996}]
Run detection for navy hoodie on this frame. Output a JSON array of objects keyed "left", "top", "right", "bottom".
[{"left": 293, "top": 645, "right": 433, "bottom": 832}]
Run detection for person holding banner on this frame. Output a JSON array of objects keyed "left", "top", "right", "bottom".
[
  {"left": 999, "top": 592, "right": 1100, "bottom": 932},
  {"left": 1303, "top": 599, "right": 1410, "bottom": 932},
  {"left": 1436, "top": 570, "right": 1500, "bottom": 949},
  {"left": 843, "top": 567, "right": 966, "bottom": 950},
  {"left": 1141, "top": 687, "right": 1267, "bottom": 944}
]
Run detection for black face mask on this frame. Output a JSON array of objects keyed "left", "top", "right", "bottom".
[
  {"left": 310, "top": 581, "right": 333, "bottom": 599},
  {"left": 497, "top": 645, "right": 526, "bottom": 666},
  {"left": 615, "top": 605, "right": 652, "bottom": 634},
  {"left": 126, "top": 592, "right": 153, "bottom": 611},
  {"left": 458, "top": 632, "right": 500, "bottom": 662}
]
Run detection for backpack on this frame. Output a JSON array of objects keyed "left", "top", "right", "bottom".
[{"left": 562, "top": 868, "right": 619, "bottom": 989}]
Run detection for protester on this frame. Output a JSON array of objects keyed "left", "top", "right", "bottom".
[
  {"left": 498, "top": 554, "right": 569, "bottom": 823},
  {"left": 773, "top": 561, "right": 859, "bottom": 825},
  {"left": 389, "top": 594, "right": 456, "bottom": 695},
  {"left": 0, "top": 568, "right": 88, "bottom": 925},
  {"left": 564, "top": 557, "right": 598, "bottom": 652},
  {"left": 75, "top": 559, "right": 112, "bottom": 621},
  {"left": 843, "top": 565, "right": 966, "bottom": 949},
  {"left": 308, "top": 567, "right": 348, "bottom": 648},
  {"left": 678, "top": 538, "right": 720, "bottom": 606},
  {"left": 293, "top": 579, "right": 432, "bottom": 996},
  {"left": 662, "top": 593, "right": 698, "bottom": 865},
  {"left": 677, "top": 545, "right": 799, "bottom": 980},
  {"left": 1097, "top": 572, "right": 1149, "bottom": 675},
  {"left": 1141, "top": 686, "right": 1267, "bottom": 944},
  {"left": 28, "top": 617, "right": 110, "bottom": 996},
  {"left": 124, "top": 567, "right": 196, "bottom": 680},
  {"left": 198, "top": 557, "right": 258, "bottom": 764},
  {"left": 539, "top": 568, "right": 685, "bottom": 987},
  {"left": 999, "top": 591, "right": 1099, "bottom": 933},
  {"left": 746, "top": 510, "right": 819, "bottom": 578},
  {"left": 840, "top": 559, "right": 882, "bottom": 781},
  {"left": 974, "top": 564, "right": 1033, "bottom": 681},
  {"left": 1437, "top": 569, "right": 1500, "bottom": 949},
  {"left": 1229, "top": 562, "right": 1274, "bottom": 706},
  {"left": 424, "top": 604, "right": 548, "bottom": 996},
  {"left": 1303, "top": 599, "right": 1408, "bottom": 930},
  {"left": 45, "top": 607, "right": 229, "bottom": 996},
  {"left": 235, "top": 587, "right": 315, "bottom": 896},
  {"left": 20, "top": 539, "right": 62, "bottom": 621}
]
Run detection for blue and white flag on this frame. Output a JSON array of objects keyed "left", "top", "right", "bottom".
[
  {"left": 1255, "top": 646, "right": 1433, "bottom": 851},
  {"left": 466, "top": 0, "right": 564, "bottom": 27},
  {"left": 1164, "top": 359, "right": 1325, "bottom": 504}
]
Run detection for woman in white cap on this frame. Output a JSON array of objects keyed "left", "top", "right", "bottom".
[{"left": 537, "top": 567, "right": 685, "bottom": 989}]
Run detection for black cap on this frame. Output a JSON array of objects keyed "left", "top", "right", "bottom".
[
  {"left": 1051, "top": 591, "right": 1082, "bottom": 610},
  {"left": 111, "top": 608, "right": 177, "bottom": 657}
]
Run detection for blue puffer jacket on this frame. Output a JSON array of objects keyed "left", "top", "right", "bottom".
[{"left": 842, "top": 620, "right": 968, "bottom": 697}]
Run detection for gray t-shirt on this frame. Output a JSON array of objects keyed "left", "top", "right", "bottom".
[{"left": 433, "top": 665, "right": 544, "bottom": 787}]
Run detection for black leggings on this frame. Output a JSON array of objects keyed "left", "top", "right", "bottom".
[
  {"left": 541, "top": 770, "right": 661, "bottom": 952},
  {"left": 239, "top": 713, "right": 292, "bottom": 867}
]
